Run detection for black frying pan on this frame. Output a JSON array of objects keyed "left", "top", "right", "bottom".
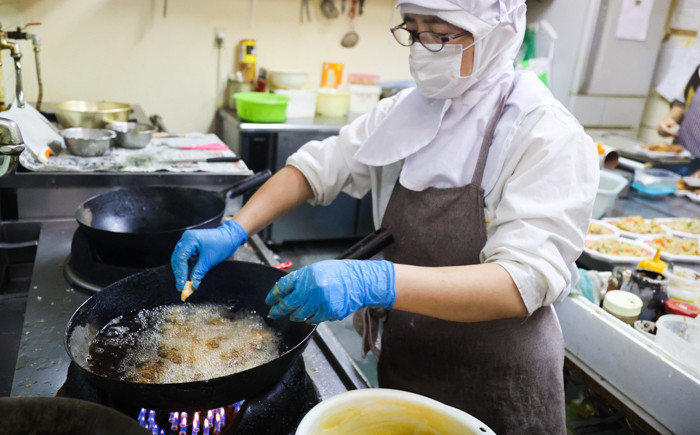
[
  {"left": 64, "top": 229, "right": 393, "bottom": 410},
  {"left": 74, "top": 170, "right": 271, "bottom": 267}
]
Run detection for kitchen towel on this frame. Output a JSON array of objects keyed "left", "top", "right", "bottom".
[{"left": 0, "top": 104, "right": 63, "bottom": 163}]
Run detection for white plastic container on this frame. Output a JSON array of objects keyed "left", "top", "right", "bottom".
[
  {"left": 295, "top": 388, "right": 496, "bottom": 435},
  {"left": 655, "top": 314, "right": 700, "bottom": 375},
  {"left": 348, "top": 84, "right": 382, "bottom": 115},
  {"left": 273, "top": 90, "right": 317, "bottom": 119},
  {"left": 667, "top": 266, "right": 700, "bottom": 304},
  {"left": 592, "top": 170, "right": 628, "bottom": 219},
  {"left": 316, "top": 89, "right": 350, "bottom": 118}
]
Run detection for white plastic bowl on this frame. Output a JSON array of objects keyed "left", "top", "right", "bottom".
[
  {"left": 267, "top": 69, "right": 309, "bottom": 90},
  {"left": 295, "top": 389, "right": 496, "bottom": 435}
]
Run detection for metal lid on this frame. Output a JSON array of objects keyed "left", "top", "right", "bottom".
[
  {"left": 664, "top": 299, "right": 700, "bottom": 318},
  {"left": 603, "top": 290, "right": 643, "bottom": 318}
]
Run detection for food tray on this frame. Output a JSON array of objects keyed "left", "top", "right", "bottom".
[
  {"left": 683, "top": 175, "right": 700, "bottom": 188},
  {"left": 675, "top": 189, "right": 700, "bottom": 203},
  {"left": 656, "top": 217, "right": 700, "bottom": 239},
  {"left": 602, "top": 217, "right": 669, "bottom": 240},
  {"left": 634, "top": 145, "right": 692, "bottom": 159},
  {"left": 638, "top": 235, "right": 700, "bottom": 264},
  {"left": 583, "top": 236, "right": 655, "bottom": 264},
  {"left": 587, "top": 219, "right": 620, "bottom": 237}
]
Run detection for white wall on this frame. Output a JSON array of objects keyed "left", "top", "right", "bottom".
[{"left": 1, "top": 0, "right": 410, "bottom": 132}]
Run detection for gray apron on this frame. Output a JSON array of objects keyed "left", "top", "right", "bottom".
[
  {"left": 676, "top": 90, "right": 700, "bottom": 156},
  {"left": 375, "top": 89, "right": 566, "bottom": 434}
]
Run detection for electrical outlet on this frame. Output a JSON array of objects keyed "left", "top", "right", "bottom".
[{"left": 214, "top": 28, "right": 226, "bottom": 48}]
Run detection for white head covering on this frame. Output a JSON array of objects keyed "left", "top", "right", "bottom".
[{"left": 354, "top": 0, "right": 527, "bottom": 191}]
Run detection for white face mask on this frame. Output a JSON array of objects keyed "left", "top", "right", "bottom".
[{"left": 408, "top": 24, "right": 501, "bottom": 100}]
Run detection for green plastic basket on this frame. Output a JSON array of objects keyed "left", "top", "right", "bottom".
[{"left": 233, "top": 92, "right": 291, "bottom": 123}]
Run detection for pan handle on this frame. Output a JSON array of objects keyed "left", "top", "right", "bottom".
[
  {"left": 221, "top": 169, "right": 273, "bottom": 199},
  {"left": 335, "top": 228, "right": 394, "bottom": 260}
]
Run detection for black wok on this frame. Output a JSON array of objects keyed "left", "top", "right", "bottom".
[
  {"left": 65, "top": 261, "right": 312, "bottom": 410},
  {"left": 0, "top": 397, "right": 149, "bottom": 434},
  {"left": 64, "top": 229, "right": 393, "bottom": 410},
  {"left": 74, "top": 170, "right": 271, "bottom": 268}
]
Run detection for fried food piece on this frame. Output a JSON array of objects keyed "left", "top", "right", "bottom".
[
  {"left": 641, "top": 142, "right": 684, "bottom": 153},
  {"left": 181, "top": 280, "right": 194, "bottom": 302}
]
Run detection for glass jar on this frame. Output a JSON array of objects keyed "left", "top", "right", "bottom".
[
  {"left": 603, "top": 290, "right": 643, "bottom": 324},
  {"left": 621, "top": 268, "right": 669, "bottom": 321}
]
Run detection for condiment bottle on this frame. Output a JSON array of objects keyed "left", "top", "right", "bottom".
[
  {"left": 603, "top": 290, "right": 643, "bottom": 325},
  {"left": 621, "top": 268, "right": 669, "bottom": 321},
  {"left": 237, "top": 39, "right": 257, "bottom": 83},
  {"left": 637, "top": 248, "right": 666, "bottom": 274}
]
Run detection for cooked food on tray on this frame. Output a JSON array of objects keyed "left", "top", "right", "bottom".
[
  {"left": 588, "top": 221, "right": 615, "bottom": 235},
  {"left": 584, "top": 238, "right": 650, "bottom": 257},
  {"left": 645, "top": 235, "right": 700, "bottom": 257},
  {"left": 662, "top": 218, "right": 700, "bottom": 235},
  {"left": 87, "top": 304, "right": 282, "bottom": 384},
  {"left": 641, "top": 142, "right": 685, "bottom": 154},
  {"left": 609, "top": 215, "right": 665, "bottom": 235}
]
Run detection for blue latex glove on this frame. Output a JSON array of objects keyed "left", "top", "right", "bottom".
[
  {"left": 170, "top": 219, "right": 248, "bottom": 291},
  {"left": 265, "top": 259, "right": 396, "bottom": 324}
]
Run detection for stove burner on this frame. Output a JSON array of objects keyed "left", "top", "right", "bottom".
[
  {"left": 58, "top": 356, "right": 319, "bottom": 435},
  {"left": 138, "top": 403, "right": 239, "bottom": 434},
  {"left": 64, "top": 227, "right": 149, "bottom": 292}
]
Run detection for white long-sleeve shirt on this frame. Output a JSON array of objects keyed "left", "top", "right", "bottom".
[{"left": 287, "top": 73, "right": 599, "bottom": 314}]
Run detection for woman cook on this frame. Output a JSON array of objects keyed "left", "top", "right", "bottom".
[{"left": 172, "top": 0, "right": 598, "bottom": 432}]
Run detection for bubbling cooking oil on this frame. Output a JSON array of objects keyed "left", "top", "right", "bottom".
[{"left": 87, "top": 303, "right": 283, "bottom": 383}]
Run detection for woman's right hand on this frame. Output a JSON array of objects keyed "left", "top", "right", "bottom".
[
  {"left": 657, "top": 116, "right": 680, "bottom": 137},
  {"left": 170, "top": 219, "right": 249, "bottom": 292}
]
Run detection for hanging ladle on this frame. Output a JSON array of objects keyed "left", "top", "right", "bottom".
[{"left": 341, "top": 0, "right": 359, "bottom": 48}]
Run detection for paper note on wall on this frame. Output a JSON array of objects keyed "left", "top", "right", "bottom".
[
  {"left": 615, "top": 0, "right": 654, "bottom": 41},
  {"left": 656, "top": 38, "right": 700, "bottom": 102},
  {"left": 670, "top": 0, "right": 700, "bottom": 32}
]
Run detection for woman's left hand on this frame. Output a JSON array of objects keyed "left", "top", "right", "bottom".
[{"left": 265, "top": 259, "right": 396, "bottom": 324}]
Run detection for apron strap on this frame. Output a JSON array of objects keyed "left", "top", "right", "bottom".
[{"left": 471, "top": 83, "right": 515, "bottom": 186}]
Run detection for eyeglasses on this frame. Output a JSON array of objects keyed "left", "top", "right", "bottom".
[{"left": 390, "top": 24, "right": 471, "bottom": 53}]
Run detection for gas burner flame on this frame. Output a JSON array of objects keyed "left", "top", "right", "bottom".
[{"left": 138, "top": 402, "right": 243, "bottom": 435}]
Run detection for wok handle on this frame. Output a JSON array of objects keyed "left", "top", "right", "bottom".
[
  {"left": 222, "top": 169, "right": 273, "bottom": 199},
  {"left": 335, "top": 228, "right": 393, "bottom": 260}
]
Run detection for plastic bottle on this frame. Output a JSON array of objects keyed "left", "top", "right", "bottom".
[{"left": 237, "top": 39, "right": 257, "bottom": 83}]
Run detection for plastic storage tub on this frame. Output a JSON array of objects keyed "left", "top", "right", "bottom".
[
  {"left": 233, "top": 92, "right": 290, "bottom": 123},
  {"left": 592, "top": 170, "right": 628, "bottom": 218},
  {"left": 655, "top": 314, "right": 700, "bottom": 374},
  {"left": 316, "top": 89, "right": 350, "bottom": 118},
  {"left": 349, "top": 84, "right": 382, "bottom": 115},
  {"left": 273, "top": 90, "right": 317, "bottom": 118},
  {"left": 631, "top": 168, "right": 681, "bottom": 195}
]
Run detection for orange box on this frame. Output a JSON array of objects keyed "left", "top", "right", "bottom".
[{"left": 321, "top": 62, "right": 343, "bottom": 89}]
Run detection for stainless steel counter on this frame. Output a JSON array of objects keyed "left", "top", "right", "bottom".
[{"left": 563, "top": 179, "right": 700, "bottom": 434}]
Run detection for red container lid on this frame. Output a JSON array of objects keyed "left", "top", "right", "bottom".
[{"left": 664, "top": 299, "right": 700, "bottom": 318}]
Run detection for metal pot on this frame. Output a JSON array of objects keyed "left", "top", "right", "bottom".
[{"left": 54, "top": 100, "right": 132, "bottom": 128}]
